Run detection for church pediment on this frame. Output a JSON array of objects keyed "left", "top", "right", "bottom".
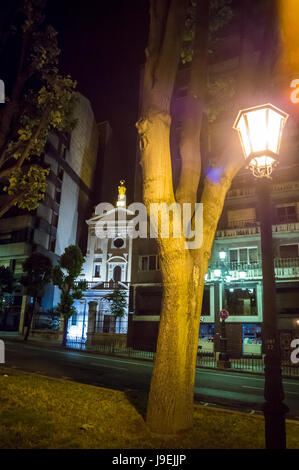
[{"left": 86, "top": 206, "right": 135, "bottom": 225}]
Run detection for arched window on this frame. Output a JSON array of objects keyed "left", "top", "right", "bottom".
[{"left": 113, "top": 265, "right": 121, "bottom": 282}]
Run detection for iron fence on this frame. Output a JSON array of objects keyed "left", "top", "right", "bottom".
[
  {"left": 66, "top": 337, "right": 86, "bottom": 350},
  {"left": 64, "top": 339, "right": 299, "bottom": 378},
  {"left": 32, "top": 314, "right": 60, "bottom": 331},
  {"left": 94, "top": 319, "right": 128, "bottom": 334}
]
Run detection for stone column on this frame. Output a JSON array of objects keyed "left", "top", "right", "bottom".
[{"left": 86, "top": 301, "right": 97, "bottom": 346}]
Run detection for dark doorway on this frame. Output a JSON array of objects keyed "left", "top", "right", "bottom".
[{"left": 113, "top": 265, "right": 121, "bottom": 282}]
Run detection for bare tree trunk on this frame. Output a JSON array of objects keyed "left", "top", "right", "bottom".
[
  {"left": 24, "top": 297, "right": 36, "bottom": 341},
  {"left": 62, "top": 317, "right": 68, "bottom": 347},
  {"left": 146, "top": 251, "right": 206, "bottom": 433}
]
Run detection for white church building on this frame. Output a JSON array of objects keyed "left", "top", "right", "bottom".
[{"left": 67, "top": 181, "right": 134, "bottom": 346}]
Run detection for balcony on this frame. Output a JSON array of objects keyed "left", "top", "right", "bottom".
[
  {"left": 216, "top": 216, "right": 299, "bottom": 238},
  {"left": 226, "top": 180, "right": 299, "bottom": 199},
  {"left": 207, "top": 258, "right": 299, "bottom": 281},
  {"left": 216, "top": 219, "right": 259, "bottom": 238}
]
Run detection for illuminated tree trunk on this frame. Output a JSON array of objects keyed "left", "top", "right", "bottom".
[
  {"left": 136, "top": 0, "right": 273, "bottom": 434},
  {"left": 146, "top": 250, "right": 207, "bottom": 433}
]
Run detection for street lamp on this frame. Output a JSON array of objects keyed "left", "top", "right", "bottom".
[
  {"left": 234, "top": 103, "right": 289, "bottom": 449},
  {"left": 233, "top": 103, "right": 288, "bottom": 178},
  {"left": 214, "top": 251, "right": 231, "bottom": 368}
]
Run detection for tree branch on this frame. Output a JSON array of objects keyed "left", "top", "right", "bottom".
[
  {"left": 176, "top": 0, "right": 210, "bottom": 206},
  {"left": 0, "top": 191, "right": 26, "bottom": 218},
  {"left": 0, "top": 108, "right": 49, "bottom": 182},
  {"left": 142, "top": 0, "right": 188, "bottom": 114},
  {"left": 137, "top": 0, "right": 188, "bottom": 207}
]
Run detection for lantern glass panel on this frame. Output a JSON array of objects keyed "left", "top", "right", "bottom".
[
  {"left": 238, "top": 114, "right": 251, "bottom": 157},
  {"left": 246, "top": 108, "right": 268, "bottom": 153},
  {"left": 267, "top": 108, "right": 283, "bottom": 154}
]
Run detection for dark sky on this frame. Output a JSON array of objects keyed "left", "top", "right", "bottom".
[{"left": 46, "top": 0, "right": 149, "bottom": 197}]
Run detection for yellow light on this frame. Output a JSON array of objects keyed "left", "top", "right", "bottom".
[{"left": 233, "top": 104, "right": 288, "bottom": 178}]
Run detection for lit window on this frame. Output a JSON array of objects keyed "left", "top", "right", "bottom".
[
  {"left": 229, "top": 250, "right": 238, "bottom": 263},
  {"left": 224, "top": 287, "right": 257, "bottom": 316},
  {"left": 229, "top": 247, "right": 258, "bottom": 264}
]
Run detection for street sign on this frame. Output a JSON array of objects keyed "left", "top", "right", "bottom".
[{"left": 220, "top": 309, "right": 229, "bottom": 320}]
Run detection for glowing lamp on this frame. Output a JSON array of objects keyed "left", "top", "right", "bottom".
[
  {"left": 233, "top": 104, "right": 288, "bottom": 178},
  {"left": 214, "top": 269, "right": 221, "bottom": 278},
  {"left": 219, "top": 251, "right": 227, "bottom": 260}
]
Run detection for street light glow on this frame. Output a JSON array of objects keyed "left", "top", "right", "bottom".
[{"left": 233, "top": 104, "right": 288, "bottom": 178}]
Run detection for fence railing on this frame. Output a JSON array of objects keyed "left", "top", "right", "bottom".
[
  {"left": 64, "top": 340, "right": 299, "bottom": 378},
  {"left": 94, "top": 319, "right": 128, "bottom": 334},
  {"left": 32, "top": 315, "right": 60, "bottom": 331}
]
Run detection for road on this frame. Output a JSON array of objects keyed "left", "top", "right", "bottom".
[{"left": 2, "top": 339, "right": 299, "bottom": 417}]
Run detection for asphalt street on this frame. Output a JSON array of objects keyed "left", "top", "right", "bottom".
[{"left": 2, "top": 339, "right": 299, "bottom": 417}]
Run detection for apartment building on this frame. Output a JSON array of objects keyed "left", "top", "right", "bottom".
[{"left": 0, "top": 93, "right": 100, "bottom": 331}]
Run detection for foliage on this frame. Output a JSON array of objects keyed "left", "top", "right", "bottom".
[
  {"left": 52, "top": 245, "right": 87, "bottom": 321},
  {"left": 0, "top": 0, "right": 77, "bottom": 217},
  {"left": 104, "top": 289, "right": 128, "bottom": 318},
  {"left": 20, "top": 252, "right": 52, "bottom": 340},
  {"left": 0, "top": 266, "right": 15, "bottom": 296},
  {"left": 4, "top": 165, "right": 49, "bottom": 211},
  {"left": 0, "top": 266, "right": 15, "bottom": 322},
  {"left": 181, "top": 0, "right": 233, "bottom": 64},
  {"left": 180, "top": 0, "right": 235, "bottom": 123},
  {"left": 20, "top": 252, "right": 52, "bottom": 298}
]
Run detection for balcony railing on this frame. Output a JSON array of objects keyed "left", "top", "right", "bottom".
[
  {"left": 216, "top": 216, "right": 299, "bottom": 238},
  {"left": 226, "top": 180, "right": 299, "bottom": 199},
  {"left": 207, "top": 258, "right": 299, "bottom": 280}
]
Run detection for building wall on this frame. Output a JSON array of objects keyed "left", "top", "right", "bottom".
[{"left": 0, "top": 93, "right": 100, "bottom": 328}]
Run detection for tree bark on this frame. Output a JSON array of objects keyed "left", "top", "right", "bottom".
[
  {"left": 62, "top": 317, "right": 68, "bottom": 347},
  {"left": 146, "top": 247, "right": 207, "bottom": 433},
  {"left": 24, "top": 297, "right": 36, "bottom": 341}
]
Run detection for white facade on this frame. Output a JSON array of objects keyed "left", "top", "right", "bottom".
[{"left": 68, "top": 183, "right": 134, "bottom": 341}]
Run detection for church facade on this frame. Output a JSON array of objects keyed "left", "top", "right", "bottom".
[{"left": 67, "top": 181, "right": 134, "bottom": 347}]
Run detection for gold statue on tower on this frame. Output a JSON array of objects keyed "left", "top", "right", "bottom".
[{"left": 117, "top": 180, "right": 126, "bottom": 207}]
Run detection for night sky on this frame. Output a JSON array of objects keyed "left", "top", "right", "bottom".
[{"left": 46, "top": 0, "right": 149, "bottom": 198}]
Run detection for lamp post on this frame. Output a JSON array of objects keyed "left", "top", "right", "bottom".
[
  {"left": 214, "top": 251, "right": 231, "bottom": 368},
  {"left": 233, "top": 103, "right": 289, "bottom": 449}
]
